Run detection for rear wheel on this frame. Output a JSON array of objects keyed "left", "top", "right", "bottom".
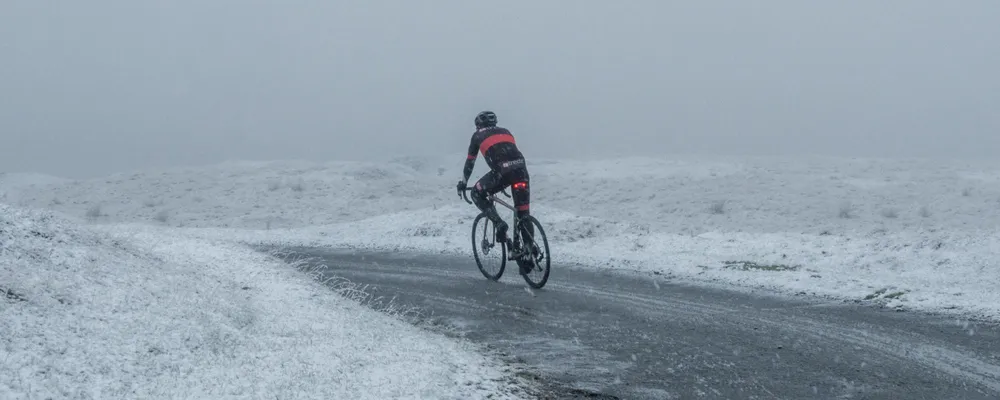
[
  {"left": 471, "top": 213, "right": 506, "bottom": 281},
  {"left": 516, "top": 216, "right": 551, "bottom": 289}
]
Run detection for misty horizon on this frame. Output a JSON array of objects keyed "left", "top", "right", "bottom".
[{"left": 2, "top": 1, "right": 997, "bottom": 179}]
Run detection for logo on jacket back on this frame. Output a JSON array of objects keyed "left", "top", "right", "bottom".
[{"left": 500, "top": 159, "right": 524, "bottom": 169}]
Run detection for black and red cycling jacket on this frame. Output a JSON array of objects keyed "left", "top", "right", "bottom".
[{"left": 462, "top": 126, "right": 525, "bottom": 180}]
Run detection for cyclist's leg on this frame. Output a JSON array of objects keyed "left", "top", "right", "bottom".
[
  {"left": 507, "top": 167, "right": 532, "bottom": 248},
  {"left": 471, "top": 170, "right": 509, "bottom": 240}
]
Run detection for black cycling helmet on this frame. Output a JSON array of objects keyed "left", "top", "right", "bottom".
[{"left": 475, "top": 111, "right": 497, "bottom": 129}]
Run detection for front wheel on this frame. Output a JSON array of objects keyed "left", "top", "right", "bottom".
[
  {"left": 516, "top": 215, "right": 551, "bottom": 289},
  {"left": 471, "top": 213, "right": 506, "bottom": 281}
]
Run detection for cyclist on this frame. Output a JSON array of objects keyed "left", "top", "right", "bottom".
[{"left": 456, "top": 111, "right": 533, "bottom": 261}]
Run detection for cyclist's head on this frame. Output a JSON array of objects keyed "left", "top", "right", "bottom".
[{"left": 474, "top": 111, "right": 497, "bottom": 129}]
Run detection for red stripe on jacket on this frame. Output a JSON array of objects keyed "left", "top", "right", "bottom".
[{"left": 479, "top": 134, "right": 515, "bottom": 156}]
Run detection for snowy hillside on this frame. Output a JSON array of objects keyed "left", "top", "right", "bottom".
[
  {"left": 0, "top": 172, "right": 69, "bottom": 205},
  {"left": 0, "top": 204, "right": 530, "bottom": 399},
  {"left": 6, "top": 154, "right": 1000, "bottom": 320}
]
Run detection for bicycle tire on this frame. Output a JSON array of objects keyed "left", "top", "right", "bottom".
[
  {"left": 516, "top": 215, "right": 551, "bottom": 289},
  {"left": 471, "top": 212, "right": 506, "bottom": 281}
]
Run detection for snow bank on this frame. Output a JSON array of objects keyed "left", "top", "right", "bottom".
[
  {"left": 0, "top": 204, "right": 529, "bottom": 399},
  {"left": 8, "top": 154, "right": 1000, "bottom": 321}
]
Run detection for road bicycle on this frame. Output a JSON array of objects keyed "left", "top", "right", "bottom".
[{"left": 460, "top": 187, "right": 550, "bottom": 289}]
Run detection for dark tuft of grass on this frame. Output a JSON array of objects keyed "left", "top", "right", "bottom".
[
  {"left": 709, "top": 200, "right": 727, "bottom": 215},
  {"left": 838, "top": 201, "right": 853, "bottom": 219},
  {"left": 85, "top": 204, "right": 103, "bottom": 220},
  {"left": 864, "top": 288, "right": 907, "bottom": 301},
  {"left": 722, "top": 260, "right": 799, "bottom": 272},
  {"left": 2, "top": 287, "right": 27, "bottom": 302}
]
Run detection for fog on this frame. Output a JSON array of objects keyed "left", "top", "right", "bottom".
[{"left": 2, "top": 1, "right": 998, "bottom": 178}]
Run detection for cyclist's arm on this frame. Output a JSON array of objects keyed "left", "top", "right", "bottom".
[{"left": 462, "top": 135, "right": 479, "bottom": 182}]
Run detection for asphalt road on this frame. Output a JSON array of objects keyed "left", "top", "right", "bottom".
[{"left": 277, "top": 247, "right": 1000, "bottom": 400}]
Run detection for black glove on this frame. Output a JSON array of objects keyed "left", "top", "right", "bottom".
[{"left": 456, "top": 180, "right": 467, "bottom": 195}]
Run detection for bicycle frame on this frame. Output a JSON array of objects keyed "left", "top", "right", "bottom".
[
  {"left": 488, "top": 190, "right": 515, "bottom": 212},
  {"left": 462, "top": 188, "right": 521, "bottom": 237}
]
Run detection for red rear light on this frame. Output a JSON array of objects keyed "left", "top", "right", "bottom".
[{"left": 512, "top": 182, "right": 527, "bottom": 190}]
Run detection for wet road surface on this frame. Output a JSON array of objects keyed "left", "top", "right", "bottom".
[{"left": 276, "top": 248, "right": 1000, "bottom": 399}]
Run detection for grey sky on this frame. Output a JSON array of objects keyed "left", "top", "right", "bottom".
[{"left": 2, "top": 1, "right": 997, "bottom": 178}]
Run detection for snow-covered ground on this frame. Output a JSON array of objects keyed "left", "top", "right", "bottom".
[
  {"left": 0, "top": 204, "right": 532, "bottom": 399},
  {"left": 6, "top": 154, "right": 1000, "bottom": 322}
]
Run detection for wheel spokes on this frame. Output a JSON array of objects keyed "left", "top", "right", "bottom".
[
  {"left": 520, "top": 224, "right": 548, "bottom": 273},
  {"left": 475, "top": 218, "right": 505, "bottom": 279}
]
